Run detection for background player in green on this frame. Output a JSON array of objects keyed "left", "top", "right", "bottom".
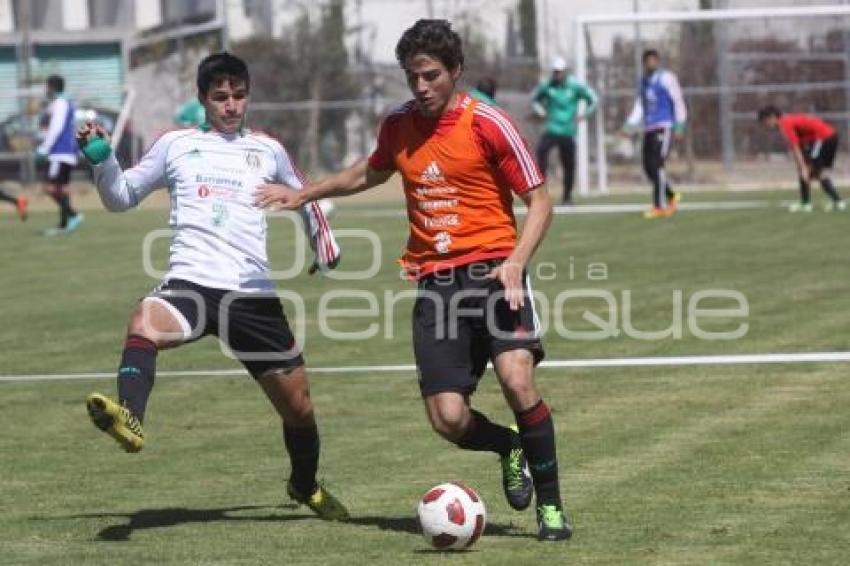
[
  {"left": 532, "top": 56, "right": 598, "bottom": 205},
  {"left": 470, "top": 77, "right": 498, "bottom": 106}
]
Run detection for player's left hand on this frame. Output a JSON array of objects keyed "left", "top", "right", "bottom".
[
  {"left": 485, "top": 260, "right": 525, "bottom": 311},
  {"left": 308, "top": 254, "right": 340, "bottom": 275},
  {"left": 255, "top": 183, "right": 306, "bottom": 210}
]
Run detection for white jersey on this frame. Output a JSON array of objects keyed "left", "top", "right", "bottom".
[{"left": 93, "top": 128, "right": 340, "bottom": 291}]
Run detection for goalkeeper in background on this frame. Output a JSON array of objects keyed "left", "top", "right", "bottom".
[
  {"left": 532, "top": 56, "right": 598, "bottom": 205},
  {"left": 621, "top": 49, "right": 687, "bottom": 219},
  {"left": 758, "top": 105, "right": 845, "bottom": 212}
]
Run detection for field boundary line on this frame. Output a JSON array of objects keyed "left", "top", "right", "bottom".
[{"left": 3, "top": 351, "right": 850, "bottom": 383}]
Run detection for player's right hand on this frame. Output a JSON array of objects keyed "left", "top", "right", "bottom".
[
  {"left": 76, "top": 121, "right": 110, "bottom": 147},
  {"left": 255, "top": 183, "right": 307, "bottom": 210}
]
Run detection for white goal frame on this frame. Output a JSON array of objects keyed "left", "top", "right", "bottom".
[{"left": 574, "top": 4, "right": 850, "bottom": 196}]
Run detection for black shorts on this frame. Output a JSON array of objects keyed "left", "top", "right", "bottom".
[
  {"left": 44, "top": 161, "right": 73, "bottom": 185},
  {"left": 147, "top": 279, "right": 304, "bottom": 378},
  {"left": 412, "top": 260, "right": 545, "bottom": 397},
  {"left": 805, "top": 134, "right": 839, "bottom": 170}
]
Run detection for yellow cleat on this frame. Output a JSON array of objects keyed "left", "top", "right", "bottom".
[
  {"left": 643, "top": 207, "right": 672, "bottom": 219},
  {"left": 287, "top": 481, "right": 350, "bottom": 521},
  {"left": 85, "top": 393, "right": 145, "bottom": 453},
  {"left": 667, "top": 191, "right": 682, "bottom": 210}
]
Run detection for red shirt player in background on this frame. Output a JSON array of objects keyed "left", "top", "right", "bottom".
[
  {"left": 256, "top": 19, "right": 572, "bottom": 542},
  {"left": 759, "top": 105, "right": 846, "bottom": 212}
]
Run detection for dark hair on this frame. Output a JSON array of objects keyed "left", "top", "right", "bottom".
[
  {"left": 196, "top": 52, "right": 250, "bottom": 97},
  {"left": 395, "top": 19, "right": 464, "bottom": 72},
  {"left": 46, "top": 74, "right": 64, "bottom": 93},
  {"left": 475, "top": 77, "right": 497, "bottom": 99},
  {"left": 757, "top": 105, "right": 782, "bottom": 121},
  {"left": 642, "top": 49, "right": 660, "bottom": 63}
]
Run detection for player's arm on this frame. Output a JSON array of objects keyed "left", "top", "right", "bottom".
[
  {"left": 531, "top": 84, "right": 547, "bottom": 118},
  {"left": 777, "top": 121, "right": 810, "bottom": 179},
  {"left": 664, "top": 71, "right": 688, "bottom": 136},
  {"left": 256, "top": 154, "right": 394, "bottom": 210},
  {"left": 76, "top": 122, "right": 165, "bottom": 212},
  {"left": 272, "top": 144, "right": 342, "bottom": 273},
  {"left": 36, "top": 98, "right": 68, "bottom": 158},
  {"left": 491, "top": 185, "right": 553, "bottom": 309},
  {"left": 257, "top": 110, "right": 399, "bottom": 209},
  {"left": 474, "top": 106, "right": 551, "bottom": 309},
  {"left": 789, "top": 144, "right": 810, "bottom": 180},
  {"left": 577, "top": 82, "right": 599, "bottom": 120},
  {"left": 621, "top": 98, "right": 643, "bottom": 135}
]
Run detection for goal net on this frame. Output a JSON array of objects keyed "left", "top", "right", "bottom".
[{"left": 574, "top": 3, "right": 850, "bottom": 195}]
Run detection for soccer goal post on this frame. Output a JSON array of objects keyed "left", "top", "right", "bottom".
[{"left": 574, "top": 4, "right": 850, "bottom": 196}]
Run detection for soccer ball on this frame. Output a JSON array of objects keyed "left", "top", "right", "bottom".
[{"left": 417, "top": 482, "right": 486, "bottom": 549}]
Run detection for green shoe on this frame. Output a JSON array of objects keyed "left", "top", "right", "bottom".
[
  {"left": 500, "top": 426, "right": 533, "bottom": 511},
  {"left": 537, "top": 504, "right": 572, "bottom": 542},
  {"left": 287, "top": 481, "right": 350, "bottom": 521}
]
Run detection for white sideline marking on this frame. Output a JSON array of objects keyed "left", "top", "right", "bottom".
[
  {"left": 348, "top": 200, "right": 777, "bottom": 218},
  {"left": 2, "top": 352, "right": 850, "bottom": 383}
]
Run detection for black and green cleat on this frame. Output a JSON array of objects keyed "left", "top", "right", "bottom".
[
  {"left": 287, "top": 481, "right": 350, "bottom": 521},
  {"left": 537, "top": 504, "right": 573, "bottom": 542},
  {"left": 501, "top": 445, "right": 534, "bottom": 511}
]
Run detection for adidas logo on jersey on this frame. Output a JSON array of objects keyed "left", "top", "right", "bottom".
[{"left": 420, "top": 161, "right": 445, "bottom": 183}]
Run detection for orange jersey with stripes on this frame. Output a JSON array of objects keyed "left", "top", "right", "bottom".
[{"left": 369, "top": 94, "right": 543, "bottom": 278}]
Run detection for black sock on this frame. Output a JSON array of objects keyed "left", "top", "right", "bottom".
[
  {"left": 455, "top": 409, "right": 516, "bottom": 457},
  {"left": 799, "top": 177, "right": 811, "bottom": 204},
  {"left": 652, "top": 176, "right": 663, "bottom": 208},
  {"left": 0, "top": 189, "right": 15, "bottom": 204},
  {"left": 57, "top": 193, "right": 76, "bottom": 228},
  {"left": 116, "top": 335, "right": 157, "bottom": 422},
  {"left": 821, "top": 178, "right": 841, "bottom": 202},
  {"left": 515, "top": 399, "right": 561, "bottom": 507},
  {"left": 284, "top": 422, "right": 320, "bottom": 495}
]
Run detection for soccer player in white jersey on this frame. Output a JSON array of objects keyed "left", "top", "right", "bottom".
[{"left": 76, "top": 52, "right": 348, "bottom": 520}]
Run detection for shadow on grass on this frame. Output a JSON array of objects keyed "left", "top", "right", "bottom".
[
  {"left": 35, "top": 504, "right": 309, "bottom": 541},
  {"left": 346, "top": 515, "right": 530, "bottom": 539},
  {"left": 33, "top": 506, "right": 531, "bottom": 542}
]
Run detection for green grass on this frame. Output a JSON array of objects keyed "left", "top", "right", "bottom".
[{"left": 1, "top": 191, "right": 849, "bottom": 564}]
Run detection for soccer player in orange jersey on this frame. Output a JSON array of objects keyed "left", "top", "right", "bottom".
[{"left": 255, "top": 19, "right": 570, "bottom": 541}]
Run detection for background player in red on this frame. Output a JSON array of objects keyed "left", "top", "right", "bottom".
[
  {"left": 759, "top": 106, "right": 845, "bottom": 212},
  {"left": 0, "top": 186, "right": 27, "bottom": 220}
]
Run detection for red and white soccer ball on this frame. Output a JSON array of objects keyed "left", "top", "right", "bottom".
[{"left": 417, "top": 482, "right": 486, "bottom": 550}]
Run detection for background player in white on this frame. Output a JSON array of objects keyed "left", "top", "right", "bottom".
[
  {"left": 622, "top": 49, "right": 687, "bottom": 219},
  {"left": 37, "top": 74, "right": 84, "bottom": 235},
  {"left": 76, "top": 52, "right": 348, "bottom": 520}
]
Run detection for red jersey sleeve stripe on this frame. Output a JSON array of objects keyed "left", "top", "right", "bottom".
[
  {"left": 282, "top": 149, "right": 334, "bottom": 261},
  {"left": 311, "top": 201, "right": 335, "bottom": 263},
  {"left": 474, "top": 105, "right": 543, "bottom": 189}
]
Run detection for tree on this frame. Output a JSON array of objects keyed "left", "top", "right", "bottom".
[
  {"left": 518, "top": 0, "right": 538, "bottom": 59},
  {"left": 232, "top": 0, "right": 357, "bottom": 172}
]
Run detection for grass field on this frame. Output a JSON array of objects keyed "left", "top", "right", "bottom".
[{"left": 1, "top": 190, "right": 849, "bottom": 564}]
